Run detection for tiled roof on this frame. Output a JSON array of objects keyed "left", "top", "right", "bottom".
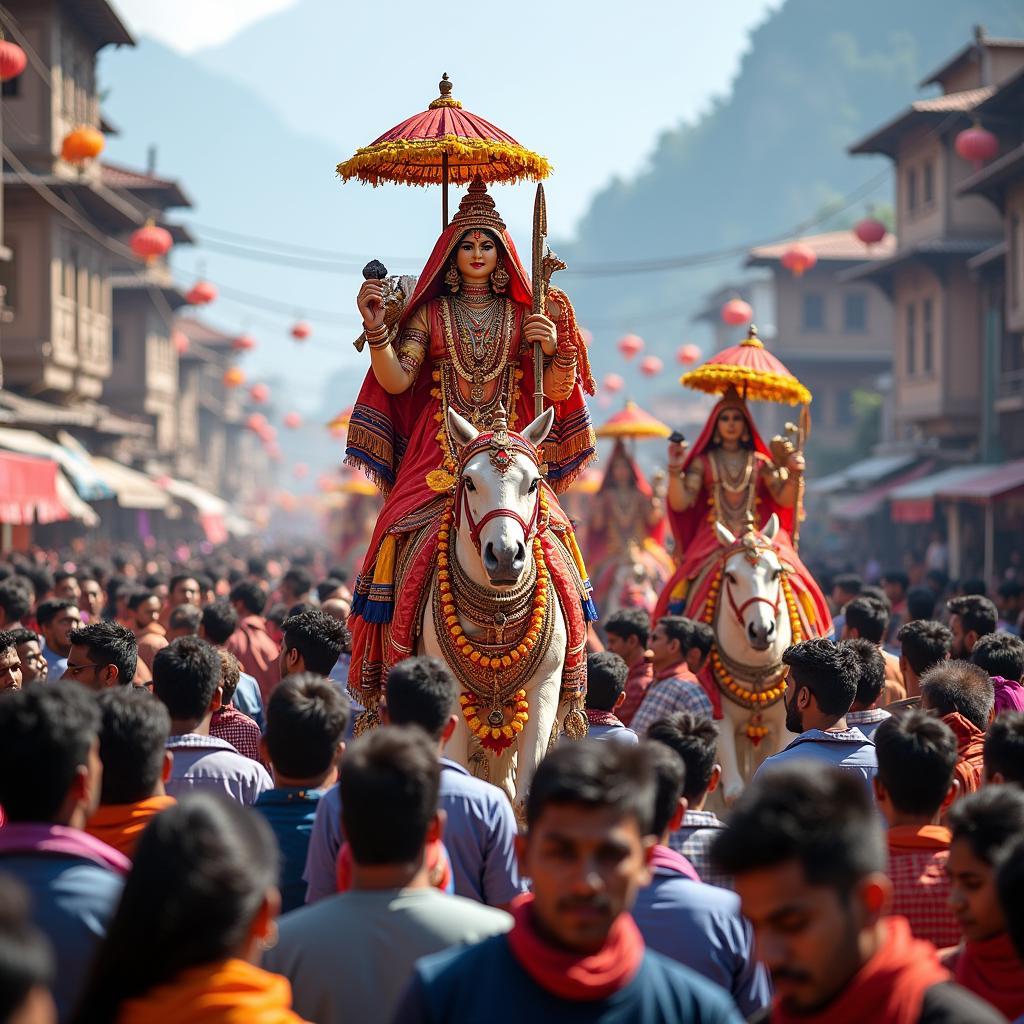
[
  {"left": 747, "top": 230, "right": 897, "bottom": 265},
  {"left": 175, "top": 317, "right": 240, "bottom": 348},
  {"left": 101, "top": 162, "right": 193, "bottom": 209},
  {"left": 920, "top": 36, "right": 1024, "bottom": 88},
  {"left": 840, "top": 238, "right": 1003, "bottom": 283}
]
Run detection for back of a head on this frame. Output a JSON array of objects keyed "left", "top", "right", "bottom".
[
  {"left": 316, "top": 578, "right": 344, "bottom": 604},
  {"left": 874, "top": 710, "right": 957, "bottom": 817},
  {"left": 947, "top": 594, "right": 998, "bottom": 639},
  {"left": 0, "top": 577, "right": 32, "bottom": 623},
  {"left": 833, "top": 573, "right": 862, "bottom": 600},
  {"left": 906, "top": 586, "right": 937, "bottom": 622},
  {"left": 897, "top": 619, "right": 952, "bottom": 677},
  {"left": 96, "top": 689, "right": 171, "bottom": 804},
  {"left": 0, "top": 681, "right": 99, "bottom": 822},
  {"left": 229, "top": 580, "right": 266, "bottom": 616},
  {"left": 603, "top": 608, "right": 650, "bottom": 646},
  {"left": 783, "top": 637, "right": 859, "bottom": 717},
  {"left": 947, "top": 786, "right": 1024, "bottom": 865},
  {"left": 585, "top": 651, "right": 628, "bottom": 712},
  {"left": 711, "top": 765, "right": 884, "bottom": 889},
  {"left": 971, "top": 632, "right": 1024, "bottom": 683},
  {"left": 960, "top": 578, "right": 988, "bottom": 598},
  {"left": 246, "top": 556, "right": 268, "bottom": 579},
  {"left": 339, "top": 727, "right": 440, "bottom": 866},
  {"left": 152, "top": 637, "right": 221, "bottom": 724},
  {"left": 646, "top": 711, "right": 718, "bottom": 801},
  {"left": 167, "top": 603, "right": 202, "bottom": 636},
  {"left": 283, "top": 567, "right": 313, "bottom": 597},
  {"left": 68, "top": 621, "right": 138, "bottom": 684},
  {"left": 843, "top": 596, "right": 888, "bottom": 644},
  {"left": 0, "top": 874, "right": 54, "bottom": 1021},
  {"left": 73, "top": 793, "right": 278, "bottom": 1024},
  {"left": 281, "top": 608, "right": 345, "bottom": 676},
  {"left": 645, "top": 741, "right": 686, "bottom": 838},
  {"left": 860, "top": 584, "right": 891, "bottom": 612},
  {"left": 920, "top": 660, "right": 995, "bottom": 732},
  {"left": 384, "top": 656, "right": 457, "bottom": 740},
  {"left": 526, "top": 740, "right": 657, "bottom": 835},
  {"left": 997, "top": 836, "right": 1024, "bottom": 962},
  {"left": 882, "top": 570, "right": 909, "bottom": 594},
  {"left": 265, "top": 673, "right": 349, "bottom": 779},
  {"left": 844, "top": 637, "right": 886, "bottom": 709},
  {"left": 984, "top": 712, "right": 1024, "bottom": 786},
  {"left": 200, "top": 600, "right": 239, "bottom": 646}
]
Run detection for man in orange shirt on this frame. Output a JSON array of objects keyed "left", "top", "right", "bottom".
[{"left": 227, "top": 580, "right": 280, "bottom": 702}]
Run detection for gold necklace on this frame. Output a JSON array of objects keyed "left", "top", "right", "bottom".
[{"left": 440, "top": 297, "right": 513, "bottom": 404}]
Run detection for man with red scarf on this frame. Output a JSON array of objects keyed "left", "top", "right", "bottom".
[
  {"left": 392, "top": 742, "right": 742, "bottom": 1022},
  {"left": 710, "top": 765, "right": 1003, "bottom": 1024}
]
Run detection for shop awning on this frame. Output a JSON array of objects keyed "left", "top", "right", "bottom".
[
  {"left": 890, "top": 465, "right": 995, "bottom": 523},
  {"left": 89, "top": 458, "right": 174, "bottom": 510},
  {"left": 829, "top": 460, "right": 936, "bottom": 520},
  {"left": 935, "top": 459, "right": 1024, "bottom": 501},
  {"left": 162, "top": 477, "right": 229, "bottom": 544},
  {"left": 0, "top": 451, "right": 69, "bottom": 525},
  {"left": 0, "top": 427, "right": 115, "bottom": 501},
  {"left": 809, "top": 453, "right": 920, "bottom": 496}
]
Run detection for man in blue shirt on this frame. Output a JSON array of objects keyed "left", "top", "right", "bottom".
[
  {"left": 0, "top": 681, "right": 127, "bottom": 1021},
  {"left": 582, "top": 652, "right": 639, "bottom": 745},
  {"left": 754, "top": 638, "right": 877, "bottom": 789},
  {"left": 305, "top": 656, "right": 525, "bottom": 908},
  {"left": 37, "top": 599, "right": 81, "bottom": 682},
  {"left": 255, "top": 673, "right": 348, "bottom": 912}
]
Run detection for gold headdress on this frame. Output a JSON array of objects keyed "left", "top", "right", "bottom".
[{"left": 451, "top": 178, "right": 507, "bottom": 235}]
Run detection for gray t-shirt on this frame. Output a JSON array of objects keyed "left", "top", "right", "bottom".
[{"left": 265, "top": 887, "right": 511, "bottom": 1024}]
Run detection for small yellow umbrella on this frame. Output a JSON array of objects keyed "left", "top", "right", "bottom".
[{"left": 596, "top": 401, "right": 672, "bottom": 440}]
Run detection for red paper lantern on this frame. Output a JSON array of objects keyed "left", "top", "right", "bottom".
[
  {"left": 172, "top": 330, "right": 190, "bottom": 355},
  {"left": 617, "top": 334, "right": 644, "bottom": 359},
  {"left": 246, "top": 413, "right": 267, "bottom": 434},
  {"left": 249, "top": 383, "right": 270, "bottom": 404},
  {"left": 223, "top": 368, "right": 245, "bottom": 388},
  {"left": 262, "top": 424, "right": 278, "bottom": 443},
  {"left": 0, "top": 40, "right": 27, "bottom": 81},
  {"left": 317, "top": 474, "right": 336, "bottom": 493},
  {"left": 781, "top": 243, "right": 817, "bottom": 278},
  {"left": 129, "top": 222, "right": 172, "bottom": 264},
  {"left": 185, "top": 280, "right": 217, "bottom": 305},
  {"left": 265, "top": 443, "right": 282, "bottom": 462},
  {"left": 639, "top": 355, "right": 663, "bottom": 377},
  {"left": 955, "top": 125, "right": 998, "bottom": 168},
  {"left": 61, "top": 126, "right": 105, "bottom": 163},
  {"left": 283, "top": 411, "right": 302, "bottom": 429},
  {"left": 290, "top": 321, "right": 312, "bottom": 341},
  {"left": 292, "top": 463, "right": 310, "bottom": 480},
  {"left": 232, "top": 334, "right": 256, "bottom": 353},
  {"left": 603, "top": 372, "right": 624, "bottom": 394},
  {"left": 854, "top": 217, "right": 887, "bottom": 247},
  {"left": 677, "top": 343, "right": 700, "bottom": 365},
  {"left": 721, "top": 299, "right": 752, "bottom": 326}
]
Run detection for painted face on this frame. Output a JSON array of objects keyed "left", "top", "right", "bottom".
[
  {"left": 947, "top": 837, "right": 1006, "bottom": 944},
  {"left": 455, "top": 230, "right": 499, "bottom": 282},
  {"left": 16, "top": 639, "right": 47, "bottom": 684},
  {"left": 716, "top": 407, "right": 746, "bottom": 444},
  {"left": 0, "top": 646, "right": 23, "bottom": 693},
  {"left": 520, "top": 804, "right": 652, "bottom": 955}
]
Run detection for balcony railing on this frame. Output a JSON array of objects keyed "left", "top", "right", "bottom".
[{"left": 998, "top": 367, "right": 1024, "bottom": 400}]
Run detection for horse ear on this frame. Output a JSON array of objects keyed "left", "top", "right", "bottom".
[
  {"left": 763, "top": 513, "right": 780, "bottom": 541},
  {"left": 446, "top": 408, "right": 479, "bottom": 451},
  {"left": 521, "top": 407, "right": 555, "bottom": 448},
  {"left": 715, "top": 521, "right": 736, "bottom": 547}
]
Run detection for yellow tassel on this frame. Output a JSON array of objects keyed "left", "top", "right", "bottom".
[
  {"left": 670, "top": 577, "right": 689, "bottom": 602},
  {"left": 372, "top": 535, "right": 397, "bottom": 587},
  {"left": 562, "top": 528, "right": 591, "bottom": 582}
]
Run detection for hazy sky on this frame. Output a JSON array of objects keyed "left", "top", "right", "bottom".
[{"left": 114, "top": 0, "right": 299, "bottom": 52}]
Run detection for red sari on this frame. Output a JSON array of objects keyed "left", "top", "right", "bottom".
[{"left": 345, "top": 183, "right": 597, "bottom": 712}]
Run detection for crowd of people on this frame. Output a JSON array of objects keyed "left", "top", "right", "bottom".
[{"left": 0, "top": 550, "right": 1024, "bottom": 1023}]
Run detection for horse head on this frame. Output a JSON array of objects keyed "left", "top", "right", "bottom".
[
  {"left": 715, "top": 514, "right": 785, "bottom": 652},
  {"left": 446, "top": 406, "right": 554, "bottom": 588}
]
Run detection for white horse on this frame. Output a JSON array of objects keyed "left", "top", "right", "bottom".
[
  {"left": 421, "top": 407, "right": 569, "bottom": 811},
  {"left": 707, "top": 514, "right": 796, "bottom": 803}
]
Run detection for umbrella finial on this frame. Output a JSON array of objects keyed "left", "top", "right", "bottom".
[
  {"left": 431, "top": 73, "right": 463, "bottom": 110},
  {"left": 741, "top": 324, "right": 764, "bottom": 349}
]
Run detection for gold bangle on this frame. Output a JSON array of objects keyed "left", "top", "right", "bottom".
[{"left": 364, "top": 323, "right": 388, "bottom": 342}]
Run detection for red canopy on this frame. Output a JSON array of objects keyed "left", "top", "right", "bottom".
[{"left": 0, "top": 452, "right": 69, "bottom": 524}]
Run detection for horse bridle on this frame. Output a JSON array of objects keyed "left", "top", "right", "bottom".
[{"left": 721, "top": 535, "right": 783, "bottom": 629}]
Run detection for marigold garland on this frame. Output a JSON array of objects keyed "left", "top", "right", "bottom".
[{"left": 460, "top": 689, "right": 529, "bottom": 753}]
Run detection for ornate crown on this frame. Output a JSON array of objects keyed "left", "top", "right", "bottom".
[{"left": 451, "top": 178, "right": 507, "bottom": 235}]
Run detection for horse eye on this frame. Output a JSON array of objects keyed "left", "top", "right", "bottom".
[
  {"left": 772, "top": 569, "right": 782, "bottom": 581},
  {"left": 464, "top": 478, "right": 476, "bottom": 492},
  {"left": 528, "top": 479, "right": 539, "bottom": 494},
  {"left": 725, "top": 572, "right": 736, "bottom": 585}
]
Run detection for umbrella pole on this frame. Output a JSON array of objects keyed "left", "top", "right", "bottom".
[{"left": 442, "top": 153, "right": 449, "bottom": 228}]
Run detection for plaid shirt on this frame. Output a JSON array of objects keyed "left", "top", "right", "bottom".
[
  {"left": 669, "top": 810, "right": 732, "bottom": 890},
  {"left": 618, "top": 657, "right": 653, "bottom": 727},
  {"left": 631, "top": 664, "right": 713, "bottom": 738},
  {"left": 887, "top": 825, "right": 960, "bottom": 950},
  {"left": 210, "top": 705, "right": 263, "bottom": 763}
]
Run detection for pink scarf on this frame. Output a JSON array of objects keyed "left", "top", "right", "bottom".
[{"left": 0, "top": 821, "right": 131, "bottom": 873}]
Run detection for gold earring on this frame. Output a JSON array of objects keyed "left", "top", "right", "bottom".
[
  {"left": 490, "top": 258, "right": 509, "bottom": 295},
  {"left": 444, "top": 260, "right": 461, "bottom": 293}
]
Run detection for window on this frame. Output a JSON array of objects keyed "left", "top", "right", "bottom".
[
  {"left": 111, "top": 327, "right": 122, "bottom": 360},
  {"left": 905, "top": 303, "right": 917, "bottom": 375},
  {"left": 1, "top": 77, "right": 18, "bottom": 98},
  {"left": 923, "top": 161, "right": 935, "bottom": 206},
  {"left": 802, "top": 292, "right": 826, "bottom": 332},
  {"left": 922, "top": 297, "right": 934, "bottom": 373},
  {"left": 906, "top": 168, "right": 918, "bottom": 213},
  {"left": 843, "top": 292, "right": 868, "bottom": 333}
]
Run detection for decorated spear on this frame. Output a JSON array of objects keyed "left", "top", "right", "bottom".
[{"left": 531, "top": 184, "right": 548, "bottom": 420}]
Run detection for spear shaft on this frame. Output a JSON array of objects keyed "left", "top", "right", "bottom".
[{"left": 531, "top": 184, "right": 547, "bottom": 420}]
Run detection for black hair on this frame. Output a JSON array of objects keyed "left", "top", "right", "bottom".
[
  {"left": 926, "top": 569, "right": 949, "bottom": 592},
  {"left": 0, "top": 629, "right": 16, "bottom": 658},
  {"left": 897, "top": 619, "right": 952, "bottom": 676},
  {"left": 984, "top": 712, "right": 1024, "bottom": 785},
  {"left": 281, "top": 609, "right": 345, "bottom": 676},
  {"left": 782, "top": 637, "right": 859, "bottom": 717},
  {"left": 339, "top": 727, "right": 440, "bottom": 865},
  {"left": 711, "top": 765, "right": 885, "bottom": 888},
  {"left": 200, "top": 600, "right": 239, "bottom": 646},
  {"left": 882, "top": 570, "right": 909, "bottom": 592},
  {"left": 655, "top": 616, "right": 694, "bottom": 654},
  {"left": 247, "top": 556, "right": 268, "bottom": 578},
  {"left": 861, "top": 584, "right": 891, "bottom": 611},
  {"left": 947, "top": 594, "right": 998, "bottom": 640},
  {"left": 603, "top": 608, "right": 650, "bottom": 647},
  {"left": 921, "top": 660, "right": 995, "bottom": 732},
  {"left": 998, "top": 580, "right": 1023, "bottom": 600},
  {"left": 54, "top": 569, "right": 77, "bottom": 585},
  {"left": 960, "top": 578, "right": 988, "bottom": 598},
  {"left": 126, "top": 590, "right": 158, "bottom": 613},
  {"left": 0, "top": 578, "right": 32, "bottom": 623},
  {"left": 996, "top": 836, "right": 1024, "bottom": 962},
  {"left": 0, "top": 681, "right": 100, "bottom": 822},
  {"left": 689, "top": 621, "right": 714, "bottom": 658},
  {"left": 167, "top": 603, "right": 202, "bottom": 635},
  {"left": 95, "top": 689, "right": 170, "bottom": 804},
  {"left": 265, "top": 673, "right": 349, "bottom": 779},
  {"left": 646, "top": 711, "right": 718, "bottom": 801},
  {"left": 266, "top": 603, "right": 288, "bottom": 628},
  {"left": 35, "top": 598, "right": 77, "bottom": 629},
  {"left": 385, "top": 656, "right": 457, "bottom": 741},
  {"left": 844, "top": 637, "right": 886, "bottom": 709},
  {"left": 906, "top": 586, "right": 937, "bottom": 621},
  {"left": 526, "top": 741, "right": 657, "bottom": 834},
  {"left": 843, "top": 595, "right": 889, "bottom": 644},
  {"left": 152, "top": 637, "right": 222, "bottom": 723},
  {"left": 71, "top": 794, "right": 278, "bottom": 1024},
  {"left": 143, "top": 573, "right": 166, "bottom": 590},
  {"left": 193, "top": 572, "right": 214, "bottom": 596},
  {"left": 229, "top": 580, "right": 266, "bottom": 616},
  {"left": 832, "top": 573, "right": 862, "bottom": 597},
  {"left": 585, "top": 652, "right": 628, "bottom": 712},
  {"left": 68, "top": 621, "right": 138, "bottom": 685},
  {"left": 282, "top": 567, "right": 313, "bottom": 596},
  {"left": 0, "top": 874, "right": 54, "bottom": 1019},
  {"left": 646, "top": 740, "right": 685, "bottom": 838},
  {"left": 874, "top": 710, "right": 957, "bottom": 817},
  {"left": 947, "top": 786, "right": 1024, "bottom": 865},
  {"left": 168, "top": 573, "right": 200, "bottom": 597},
  {"left": 22, "top": 567, "right": 54, "bottom": 602},
  {"left": 971, "top": 632, "right": 1024, "bottom": 682},
  {"left": 316, "top": 578, "right": 344, "bottom": 604}
]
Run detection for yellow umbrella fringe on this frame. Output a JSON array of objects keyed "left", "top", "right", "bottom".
[
  {"left": 680, "top": 364, "right": 812, "bottom": 406},
  {"left": 336, "top": 137, "right": 552, "bottom": 187},
  {"left": 596, "top": 422, "right": 672, "bottom": 439}
]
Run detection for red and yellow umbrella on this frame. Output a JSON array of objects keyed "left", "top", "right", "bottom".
[
  {"left": 596, "top": 401, "right": 672, "bottom": 440},
  {"left": 336, "top": 74, "right": 550, "bottom": 225},
  {"left": 681, "top": 326, "right": 811, "bottom": 406}
]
